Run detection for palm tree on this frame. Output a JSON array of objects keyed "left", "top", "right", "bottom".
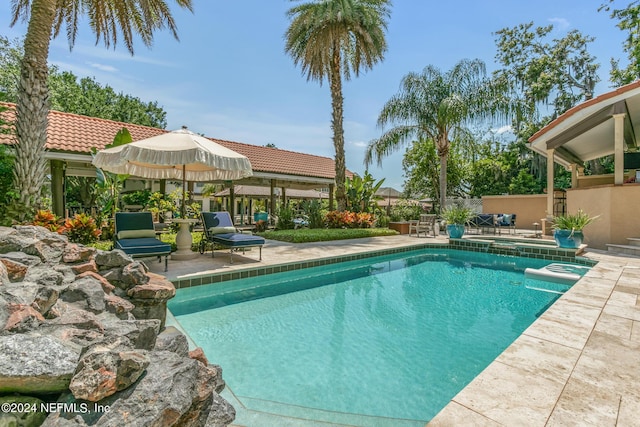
[
  {"left": 9, "top": 0, "right": 193, "bottom": 218},
  {"left": 285, "top": 0, "right": 391, "bottom": 211},
  {"left": 365, "top": 59, "right": 502, "bottom": 212}
]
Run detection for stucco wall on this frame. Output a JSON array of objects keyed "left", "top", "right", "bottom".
[
  {"left": 567, "top": 185, "right": 640, "bottom": 250},
  {"left": 481, "top": 195, "right": 547, "bottom": 232}
]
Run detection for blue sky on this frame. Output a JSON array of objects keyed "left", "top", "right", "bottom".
[{"left": 0, "top": 0, "right": 629, "bottom": 190}]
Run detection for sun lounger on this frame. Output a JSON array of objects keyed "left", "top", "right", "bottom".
[
  {"left": 200, "top": 211, "right": 265, "bottom": 263},
  {"left": 114, "top": 212, "right": 172, "bottom": 271}
]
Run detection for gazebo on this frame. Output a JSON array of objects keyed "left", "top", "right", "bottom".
[{"left": 528, "top": 80, "right": 640, "bottom": 249}]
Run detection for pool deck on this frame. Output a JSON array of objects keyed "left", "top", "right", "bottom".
[{"left": 148, "top": 234, "right": 640, "bottom": 426}]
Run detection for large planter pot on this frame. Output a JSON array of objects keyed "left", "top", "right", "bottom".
[
  {"left": 254, "top": 212, "right": 268, "bottom": 222},
  {"left": 554, "top": 229, "right": 584, "bottom": 248},
  {"left": 447, "top": 224, "right": 465, "bottom": 239},
  {"left": 389, "top": 221, "right": 410, "bottom": 235}
]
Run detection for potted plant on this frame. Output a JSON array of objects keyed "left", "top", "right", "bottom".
[
  {"left": 253, "top": 201, "right": 268, "bottom": 222},
  {"left": 552, "top": 209, "right": 599, "bottom": 248},
  {"left": 442, "top": 204, "right": 474, "bottom": 239}
]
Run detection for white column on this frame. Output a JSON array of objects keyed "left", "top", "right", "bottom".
[
  {"left": 613, "top": 113, "right": 626, "bottom": 185},
  {"left": 570, "top": 163, "right": 578, "bottom": 189},
  {"left": 546, "top": 148, "right": 555, "bottom": 219}
]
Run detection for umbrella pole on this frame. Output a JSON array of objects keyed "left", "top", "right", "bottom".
[{"left": 181, "top": 165, "right": 186, "bottom": 218}]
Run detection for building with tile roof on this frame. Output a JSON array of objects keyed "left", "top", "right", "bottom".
[{"left": 0, "top": 102, "right": 349, "bottom": 216}]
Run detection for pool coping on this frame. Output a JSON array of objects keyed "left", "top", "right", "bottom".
[
  {"left": 428, "top": 249, "right": 640, "bottom": 426},
  {"left": 163, "top": 236, "right": 640, "bottom": 426}
]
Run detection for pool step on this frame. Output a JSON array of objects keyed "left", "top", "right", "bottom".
[{"left": 606, "top": 238, "right": 640, "bottom": 257}]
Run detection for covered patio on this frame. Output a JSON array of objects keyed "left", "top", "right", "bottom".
[{"left": 528, "top": 80, "right": 640, "bottom": 250}]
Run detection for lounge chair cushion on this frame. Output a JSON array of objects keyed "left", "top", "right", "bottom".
[
  {"left": 211, "top": 233, "right": 265, "bottom": 248},
  {"left": 115, "top": 237, "right": 172, "bottom": 257},
  {"left": 117, "top": 229, "right": 157, "bottom": 240},
  {"left": 209, "top": 226, "right": 237, "bottom": 234}
]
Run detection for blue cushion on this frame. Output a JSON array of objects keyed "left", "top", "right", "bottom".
[
  {"left": 202, "top": 212, "right": 234, "bottom": 229},
  {"left": 212, "top": 233, "right": 265, "bottom": 248},
  {"left": 115, "top": 238, "right": 171, "bottom": 257}
]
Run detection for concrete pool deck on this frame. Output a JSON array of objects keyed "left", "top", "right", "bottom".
[{"left": 148, "top": 234, "right": 640, "bottom": 426}]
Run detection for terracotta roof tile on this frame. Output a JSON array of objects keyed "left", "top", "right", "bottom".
[{"left": 0, "top": 102, "right": 346, "bottom": 180}]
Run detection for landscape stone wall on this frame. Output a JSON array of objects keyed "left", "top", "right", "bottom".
[{"left": 0, "top": 225, "right": 235, "bottom": 426}]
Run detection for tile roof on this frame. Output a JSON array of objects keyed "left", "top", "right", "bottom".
[{"left": 0, "top": 102, "right": 344, "bottom": 180}]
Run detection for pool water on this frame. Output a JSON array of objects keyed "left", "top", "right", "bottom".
[{"left": 170, "top": 249, "right": 574, "bottom": 425}]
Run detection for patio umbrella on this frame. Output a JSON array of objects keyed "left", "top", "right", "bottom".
[{"left": 92, "top": 126, "right": 253, "bottom": 216}]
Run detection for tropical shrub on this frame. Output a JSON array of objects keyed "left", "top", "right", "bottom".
[
  {"left": 277, "top": 205, "right": 295, "bottom": 230},
  {"left": 389, "top": 199, "right": 422, "bottom": 221},
  {"left": 553, "top": 209, "right": 599, "bottom": 231},
  {"left": 31, "top": 209, "right": 63, "bottom": 232},
  {"left": 325, "top": 211, "right": 374, "bottom": 229},
  {"left": 121, "top": 189, "right": 152, "bottom": 207},
  {"left": 306, "top": 200, "right": 324, "bottom": 229},
  {"left": 63, "top": 213, "right": 102, "bottom": 244}
]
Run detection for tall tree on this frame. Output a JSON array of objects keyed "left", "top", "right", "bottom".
[
  {"left": 600, "top": 0, "right": 640, "bottom": 86},
  {"left": 365, "top": 59, "right": 501, "bottom": 212},
  {"left": 285, "top": 0, "right": 391, "bottom": 211},
  {"left": 9, "top": 0, "right": 192, "bottom": 218},
  {"left": 1, "top": 36, "right": 166, "bottom": 128},
  {"left": 493, "top": 22, "right": 600, "bottom": 176}
]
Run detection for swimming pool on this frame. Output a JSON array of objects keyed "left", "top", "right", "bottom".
[{"left": 169, "top": 249, "right": 578, "bottom": 425}]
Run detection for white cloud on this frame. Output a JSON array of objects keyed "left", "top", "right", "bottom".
[
  {"left": 350, "top": 140, "right": 368, "bottom": 148},
  {"left": 87, "top": 62, "right": 118, "bottom": 73},
  {"left": 494, "top": 125, "right": 513, "bottom": 134},
  {"left": 548, "top": 17, "right": 570, "bottom": 30}
]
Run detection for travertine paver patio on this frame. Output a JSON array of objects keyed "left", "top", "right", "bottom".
[{"left": 148, "top": 234, "right": 640, "bottom": 426}]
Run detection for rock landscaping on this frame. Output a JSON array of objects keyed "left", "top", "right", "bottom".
[{"left": 0, "top": 225, "right": 235, "bottom": 426}]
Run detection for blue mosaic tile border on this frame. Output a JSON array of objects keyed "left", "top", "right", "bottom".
[{"left": 172, "top": 240, "right": 596, "bottom": 289}]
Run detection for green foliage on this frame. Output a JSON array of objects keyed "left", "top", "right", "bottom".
[
  {"left": 121, "top": 189, "right": 152, "bottom": 207},
  {"left": 493, "top": 22, "right": 599, "bottom": 132},
  {"left": 63, "top": 213, "right": 102, "bottom": 245},
  {"left": 277, "top": 205, "right": 295, "bottom": 230},
  {"left": 285, "top": 0, "right": 391, "bottom": 210},
  {"left": 389, "top": 199, "right": 422, "bottom": 222},
  {"left": 147, "top": 191, "right": 176, "bottom": 219},
  {"left": 600, "top": 1, "right": 640, "bottom": 86},
  {"left": 0, "top": 36, "right": 168, "bottom": 128},
  {"left": 375, "top": 214, "right": 390, "bottom": 228},
  {"left": 306, "top": 200, "right": 324, "bottom": 229},
  {"left": 367, "top": 59, "right": 503, "bottom": 212},
  {"left": 93, "top": 128, "right": 132, "bottom": 220},
  {"left": 441, "top": 203, "right": 474, "bottom": 225},
  {"left": 258, "top": 227, "right": 397, "bottom": 243},
  {"left": 345, "top": 171, "right": 385, "bottom": 213},
  {"left": 508, "top": 170, "right": 545, "bottom": 195},
  {"left": 552, "top": 209, "right": 599, "bottom": 231}
]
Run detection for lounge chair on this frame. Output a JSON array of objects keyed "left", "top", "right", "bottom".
[
  {"left": 495, "top": 213, "right": 517, "bottom": 235},
  {"left": 468, "top": 214, "right": 496, "bottom": 234},
  {"left": 200, "top": 211, "right": 265, "bottom": 263},
  {"left": 409, "top": 214, "right": 437, "bottom": 237},
  {"left": 114, "top": 212, "right": 172, "bottom": 271}
]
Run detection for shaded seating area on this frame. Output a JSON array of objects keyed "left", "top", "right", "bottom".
[
  {"left": 467, "top": 213, "right": 517, "bottom": 235},
  {"left": 200, "top": 212, "right": 265, "bottom": 264},
  {"left": 409, "top": 214, "right": 437, "bottom": 237},
  {"left": 115, "top": 212, "right": 172, "bottom": 271},
  {"left": 468, "top": 214, "right": 496, "bottom": 234}
]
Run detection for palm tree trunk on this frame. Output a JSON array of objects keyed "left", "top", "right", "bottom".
[
  {"left": 439, "top": 154, "right": 447, "bottom": 213},
  {"left": 437, "top": 134, "right": 449, "bottom": 213},
  {"left": 330, "top": 46, "right": 346, "bottom": 212},
  {"left": 13, "top": 0, "right": 56, "bottom": 217}
]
